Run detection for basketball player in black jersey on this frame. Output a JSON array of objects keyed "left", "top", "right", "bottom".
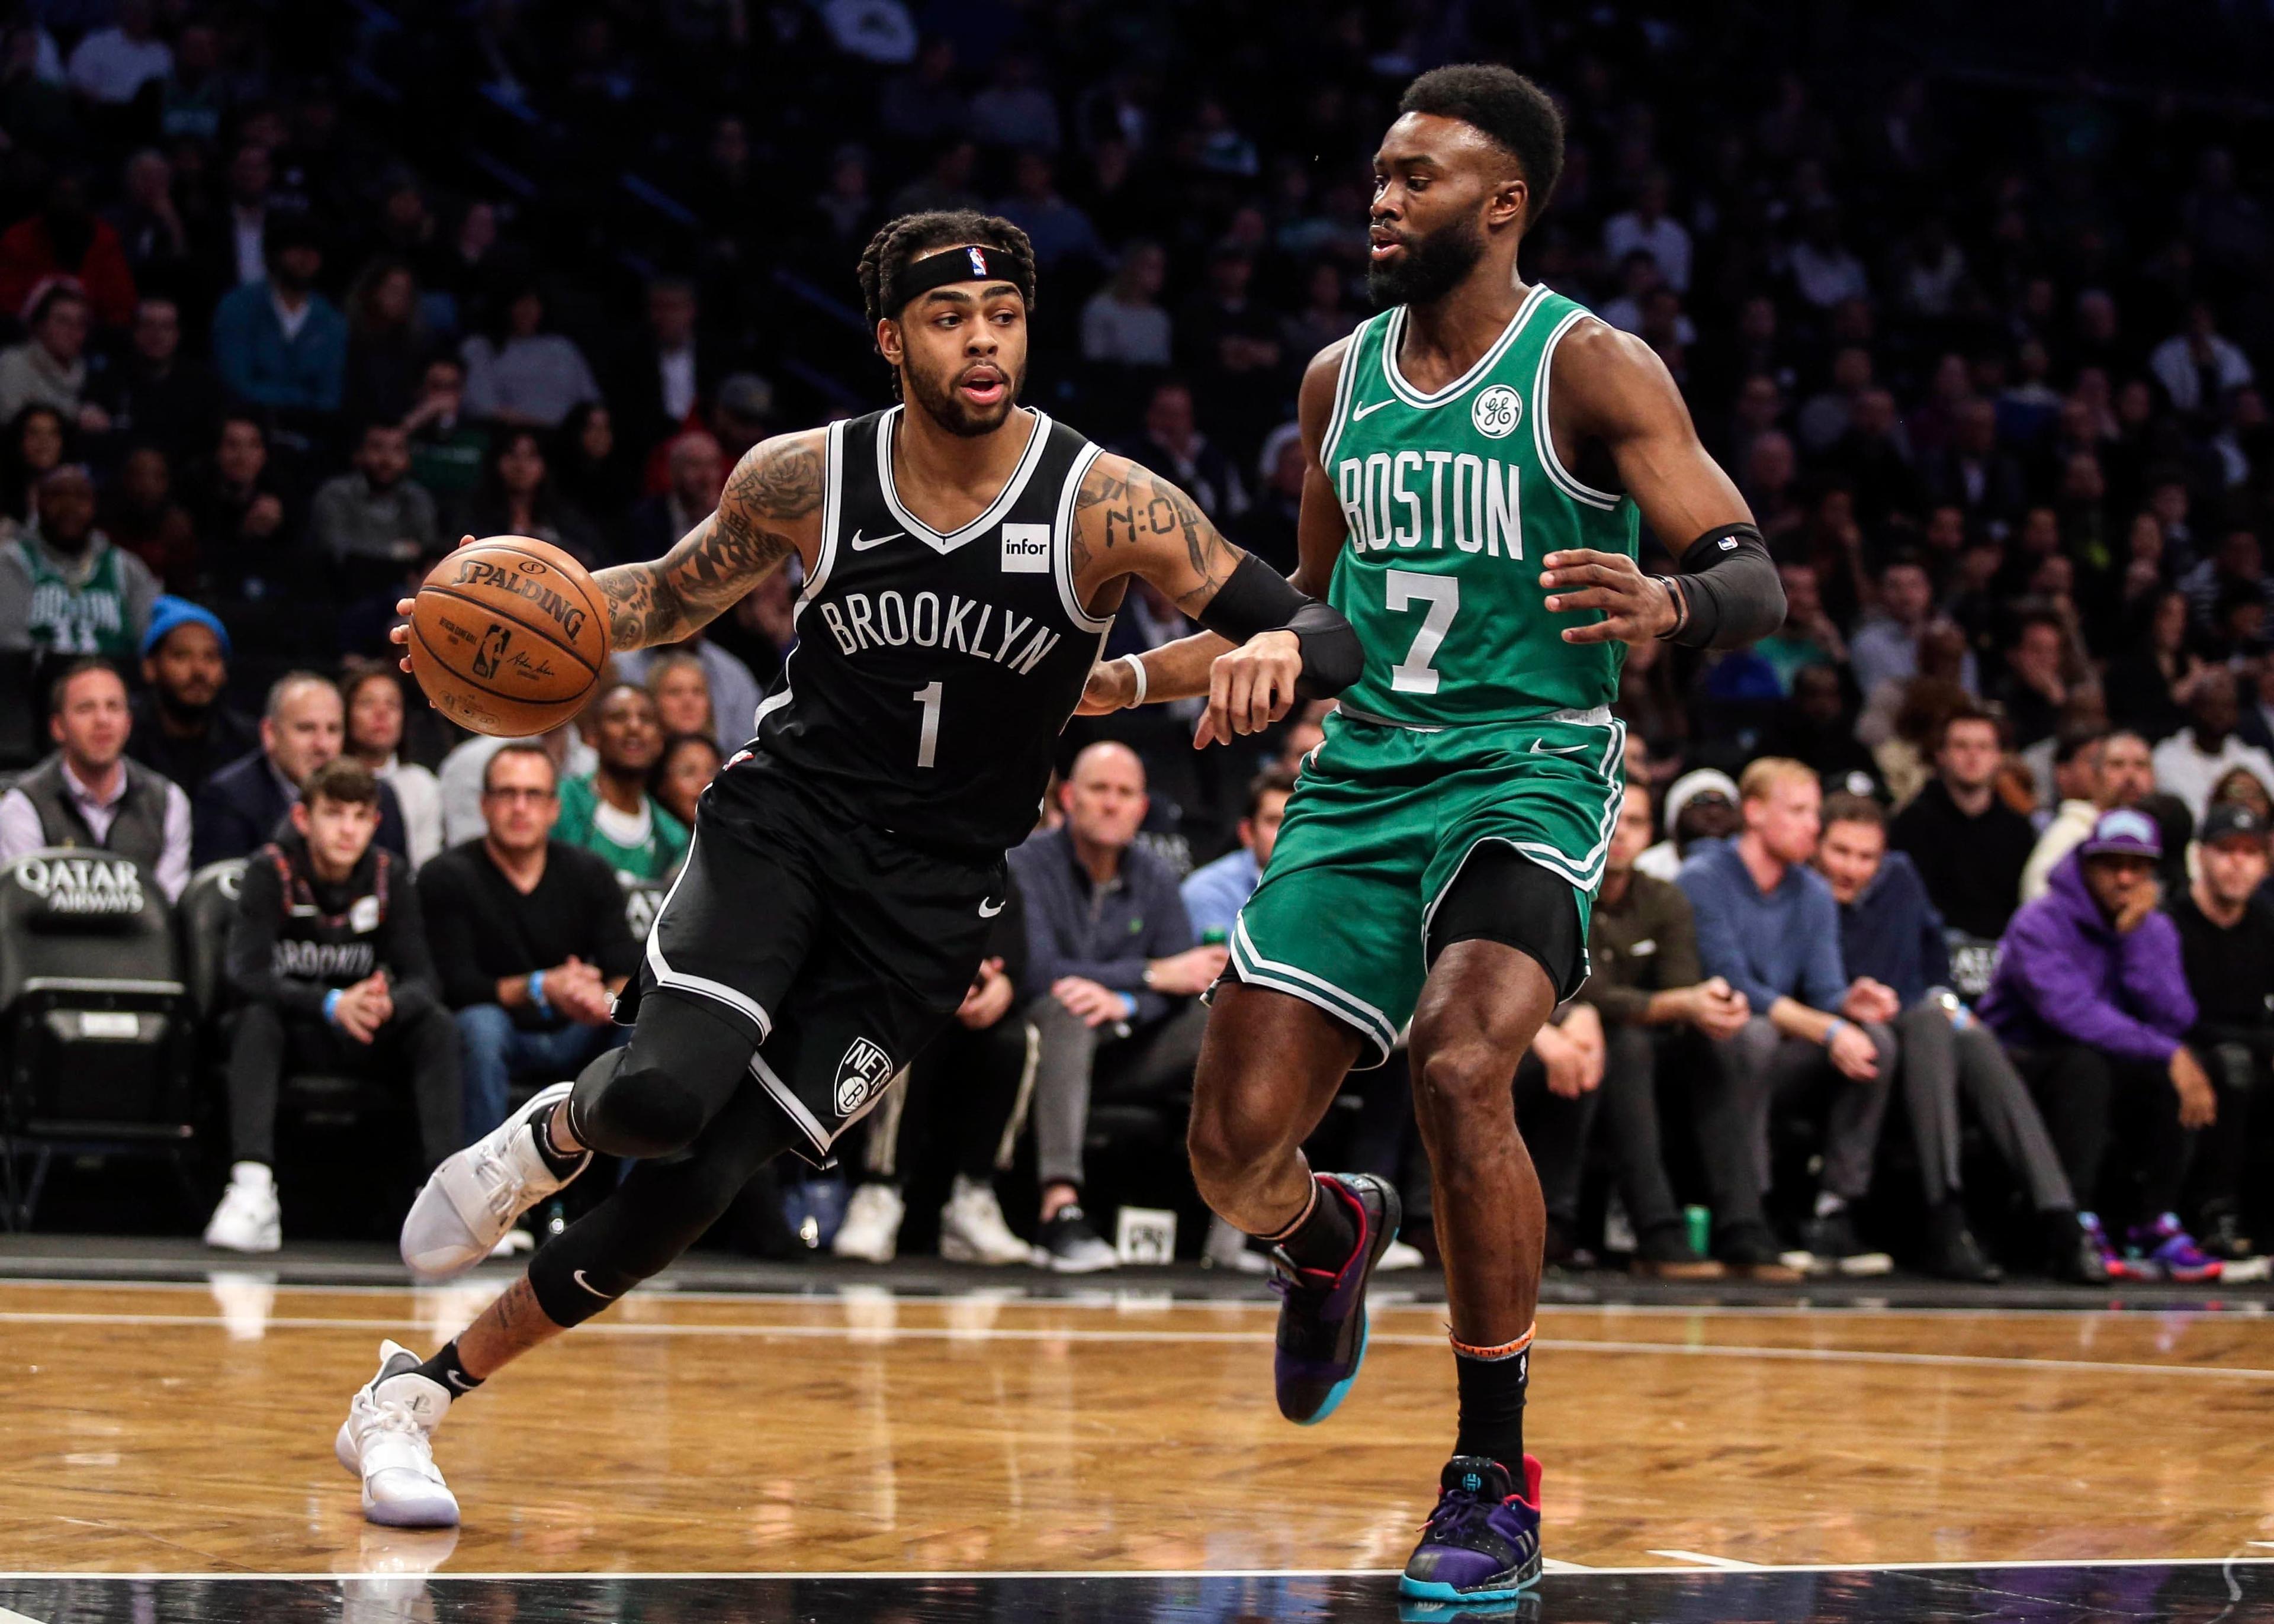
[{"left": 333, "top": 211, "right": 1361, "bottom": 1527}]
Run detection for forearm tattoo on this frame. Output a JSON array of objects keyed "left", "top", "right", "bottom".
[
  {"left": 1074, "top": 458, "right": 1244, "bottom": 616},
  {"left": 595, "top": 436, "right": 818, "bottom": 650}
]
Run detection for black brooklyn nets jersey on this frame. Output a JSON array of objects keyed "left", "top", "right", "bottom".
[{"left": 744, "top": 405, "right": 1113, "bottom": 854}]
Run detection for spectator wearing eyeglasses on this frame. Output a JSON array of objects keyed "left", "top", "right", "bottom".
[{"left": 417, "top": 742, "right": 637, "bottom": 1141}]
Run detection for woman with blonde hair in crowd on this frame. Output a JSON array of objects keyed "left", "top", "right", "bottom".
[
  {"left": 342, "top": 661, "right": 443, "bottom": 867},
  {"left": 643, "top": 650, "right": 714, "bottom": 744}
]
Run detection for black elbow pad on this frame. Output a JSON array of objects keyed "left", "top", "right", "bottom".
[
  {"left": 1289, "top": 599, "right": 1361, "bottom": 699},
  {"left": 1196, "top": 553, "right": 1363, "bottom": 699},
  {"left": 1664, "top": 523, "right": 1782, "bottom": 649}
]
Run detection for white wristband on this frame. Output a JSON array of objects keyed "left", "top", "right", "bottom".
[{"left": 1119, "top": 651, "right": 1148, "bottom": 708}]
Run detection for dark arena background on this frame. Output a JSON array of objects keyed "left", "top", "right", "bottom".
[{"left": 2, "top": 1, "right": 2274, "bottom": 1619}]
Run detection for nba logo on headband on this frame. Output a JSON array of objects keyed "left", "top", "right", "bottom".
[{"left": 966, "top": 246, "right": 988, "bottom": 279}]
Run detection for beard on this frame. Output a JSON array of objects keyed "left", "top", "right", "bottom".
[
  {"left": 1367, "top": 215, "right": 1489, "bottom": 309},
  {"left": 904, "top": 358, "right": 1023, "bottom": 439},
  {"left": 158, "top": 682, "right": 216, "bottom": 719}
]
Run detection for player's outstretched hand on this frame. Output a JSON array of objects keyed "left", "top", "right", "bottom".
[
  {"left": 390, "top": 535, "right": 481, "bottom": 676},
  {"left": 1194, "top": 629, "right": 1301, "bottom": 750},
  {"left": 1540, "top": 549, "right": 1678, "bottom": 646}
]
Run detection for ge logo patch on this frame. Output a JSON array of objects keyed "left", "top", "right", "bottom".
[
  {"left": 833, "top": 1036, "right": 895, "bottom": 1118},
  {"left": 1472, "top": 384, "right": 1521, "bottom": 439}
]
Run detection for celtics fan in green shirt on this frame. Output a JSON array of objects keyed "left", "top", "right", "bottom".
[{"left": 1081, "top": 65, "right": 1783, "bottom": 1602}]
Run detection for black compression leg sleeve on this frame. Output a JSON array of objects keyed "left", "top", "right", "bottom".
[
  {"left": 569, "top": 989, "right": 756, "bottom": 1160},
  {"left": 1426, "top": 843, "right": 1584, "bottom": 999},
  {"left": 529, "top": 1075, "right": 804, "bottom": 1327}
]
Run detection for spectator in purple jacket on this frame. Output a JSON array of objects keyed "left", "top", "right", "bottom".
[{"left": 1978, "top": 808, "right": 2221, "bottom": 1280}]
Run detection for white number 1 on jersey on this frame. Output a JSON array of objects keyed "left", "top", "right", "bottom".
[
  {"left": 911, "top": 680, "right": 943, "bottom": 767},
  {"left": 1385, "top": 569, "right": 1459, "bottom": 694}
]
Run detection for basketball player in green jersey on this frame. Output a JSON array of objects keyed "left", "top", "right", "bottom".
[{"left": 1080, "top": 65, "right": 1784, "bottom": 1601}]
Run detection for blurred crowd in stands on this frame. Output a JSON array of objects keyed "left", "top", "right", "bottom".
[{"left": 0, "top": 0, "right": 2272, "bottom": 1282}]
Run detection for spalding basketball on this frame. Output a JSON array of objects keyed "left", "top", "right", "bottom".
[{"left": 406, "top": 536, "right": 608, "bottom": 737}]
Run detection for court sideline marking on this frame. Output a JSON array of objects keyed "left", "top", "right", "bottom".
[
  {"left": 1, "top": 1307, "right": 2270, "bottom": 1384},
  {"left": 0, "top": 1269, "right": 2265, "bottom": 1321},
  {"left": 1647, "top": 1548, "right": 1762, "bottom": 1569},
  {"left": 4, "top": 1557, "right": 2273, "bottom": 1581}
]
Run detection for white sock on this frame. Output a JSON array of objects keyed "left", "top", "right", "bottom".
[{"left": 231, "top": 1161, "right": 273, "bottom": 1190}]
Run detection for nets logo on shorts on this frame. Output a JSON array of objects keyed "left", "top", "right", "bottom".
[
  {"left": 833, "top": 1036, "right": 895, "bottom": 1117},
  {"left": 1472, "top": 385, "right": 1521, "bottom": 439}
]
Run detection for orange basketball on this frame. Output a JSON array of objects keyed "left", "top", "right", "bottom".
[{"left": 406, "top": 536, "right": 608, "bottom": 737}]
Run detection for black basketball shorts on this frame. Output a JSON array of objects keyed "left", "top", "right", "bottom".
[{"left": 614, "top": 758, "right": 1006, "bottom": 1159}]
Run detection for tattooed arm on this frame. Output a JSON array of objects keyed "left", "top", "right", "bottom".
[
  {"left": 390, "top": 430, "right": 826, "bottom": 680},
  {"left": 1070, "top": 448, "right": 1352, "bottom": 745},
  {"left": 1067, "top": 452, "right": 1247, "bottom": 614},
  {"left": 593, "top": 430, "right": 825, "bottom": 652}
]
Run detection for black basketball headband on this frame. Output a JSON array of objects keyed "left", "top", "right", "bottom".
[{"left": 894, "top": 245, "right": 1019, "bottom": 311}]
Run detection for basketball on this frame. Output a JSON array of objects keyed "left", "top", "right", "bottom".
[{"left": 405, "top": 535, "right": 608, "bottom": 737}]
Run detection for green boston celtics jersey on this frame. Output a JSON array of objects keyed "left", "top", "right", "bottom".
[
  {"left": 1319, "top": 284, "right": 1640, "bottom": 726},
  {"left": 19, "top": 538, "right": 134, "bottom": 659}
]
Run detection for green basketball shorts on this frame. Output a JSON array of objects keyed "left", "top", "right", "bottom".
[{"left": 1228, "top": 707, "right": 1626, "bottom": 1067}]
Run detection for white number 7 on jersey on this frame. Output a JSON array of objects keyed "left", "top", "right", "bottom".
[{"left": 1385, "top": 570, "right": 1459, "bottom": 694}]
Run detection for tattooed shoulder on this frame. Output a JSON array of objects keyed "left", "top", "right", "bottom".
[{"left": 725, "top": 430, "right": 825, "bottom": 522}]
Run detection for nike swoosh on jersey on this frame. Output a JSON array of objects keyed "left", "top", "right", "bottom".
[
  {"left": 978, "top": 898, "right": 1006, "bottom": 917},
  {"left": 849, "top": 529, "right": 905, "bottom": 551},
  {"left": 1350, "top": 398, "right": 1396, "bottom": 420},
  {"left": 1529, "top": 738, "right": 1590, "bottom": 755}
]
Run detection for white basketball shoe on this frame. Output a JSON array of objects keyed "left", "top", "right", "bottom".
[
  {"left": 833, "top": 1182, "right": 905, "bottom": 1262},
  {"left": 400, "top": 1082, "right": 590, "bottom": 1282},
  {"left": 203, "top": 1162, "right": 281, "bottom": 1253},
  {"left": 335, "top": 1340, "right": 460, "bottom": 1527},
  {"left": 937, "top": 1175, "right": 1032, "bottom": 1265}
]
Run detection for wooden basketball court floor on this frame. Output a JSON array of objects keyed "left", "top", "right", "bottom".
[{"left": 3, "top": 1267, "right": 2273, "bottom": 1620}]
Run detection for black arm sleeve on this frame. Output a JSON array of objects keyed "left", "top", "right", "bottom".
[
  {"left": 1663, "top": 523, "right": 1784, "bottom": 650},
  {"left": 1193, "top": 552, "right": 1363, "bottom": 699}
]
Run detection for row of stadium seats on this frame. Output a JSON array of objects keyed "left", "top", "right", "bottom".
[{"left": 0, "top": 847, "right": 666, "bottom": 1229}]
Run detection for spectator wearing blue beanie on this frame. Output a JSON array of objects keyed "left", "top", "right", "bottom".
[{"left": 126, "top": 595, "right": 256, "bottom": 802}]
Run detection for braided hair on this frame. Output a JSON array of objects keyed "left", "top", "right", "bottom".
[{"left": 856, "top": 211, "right": 1038, "bottom": 397}]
